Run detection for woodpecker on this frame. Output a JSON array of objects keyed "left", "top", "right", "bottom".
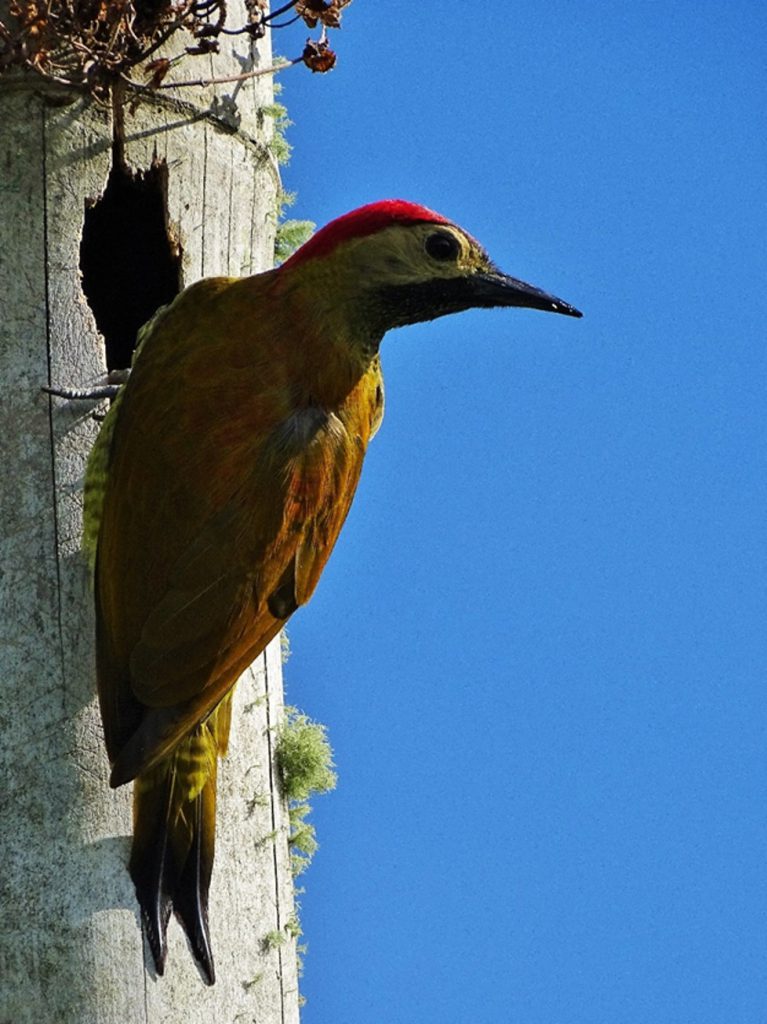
[{"left": 84, "top": 199, "right": 582, "bottom": 984}]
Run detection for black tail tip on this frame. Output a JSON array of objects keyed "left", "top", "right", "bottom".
[
  {"left": 174, "top": 906, "right": 216, "bottom": 985},
  {"left": 196, "top": 952, "right": 215, "bottom": 987},
  {"left": 138, "top": 902, "right": 216, "bottom": 984},
  {"left": 140, "top": 906, "right": 169, "bottom": 978}
]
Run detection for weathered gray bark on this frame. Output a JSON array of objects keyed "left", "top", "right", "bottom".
[{"left": 0, "top": 14, "right": 299, "bottom": 1023}]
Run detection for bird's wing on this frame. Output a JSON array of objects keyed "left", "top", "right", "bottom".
[
  {"left": 128, "top": 495, "right": 286, "bottom": 703},
  {"left": 102, "top": 406, "right": 370, "bottom": 785}
]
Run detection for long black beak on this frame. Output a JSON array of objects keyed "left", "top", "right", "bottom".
[{"left": 471, "top": 270, "right": 583, "bottom": 318}]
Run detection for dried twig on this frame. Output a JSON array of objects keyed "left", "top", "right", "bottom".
[{"left": 0, "top": 0, "right": 350, "bottom": 97}]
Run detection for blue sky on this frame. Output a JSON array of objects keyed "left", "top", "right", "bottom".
[{"left": 276, "top": 4, "right": 767, "bottom": 1022}]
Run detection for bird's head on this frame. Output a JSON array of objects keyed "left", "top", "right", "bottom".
[{"left": 281, "top": 200, "right": 582, "bottom": 340}]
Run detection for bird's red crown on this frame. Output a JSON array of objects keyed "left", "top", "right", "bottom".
[{"left": 283, "top": 200, "right": 452, "bottom": 268}]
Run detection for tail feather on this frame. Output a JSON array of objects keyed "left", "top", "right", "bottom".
[
  {"left": 173, "top": 767, "right": 217, "bottom": 985},
  {"left": 129, "top": 766, "right": 177, "bottom": 976},
  {"left": 129, "top": 742, "right": 218, "bottom": 985}
]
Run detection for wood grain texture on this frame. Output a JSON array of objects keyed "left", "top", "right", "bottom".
[{"left": 0, "top": 8, "right": 298, "bottom": 1020}]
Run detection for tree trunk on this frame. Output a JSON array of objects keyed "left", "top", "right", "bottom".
[{"left": 0, "top": 12, "right": 299, "bottom": 1023}]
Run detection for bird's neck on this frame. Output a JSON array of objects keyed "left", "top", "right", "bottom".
[
  {"left": 273, "top": 264, "right": 384, "bottom": 410},
  {"left": 300, "top": 322, "right": 382, "bottom": 411}
]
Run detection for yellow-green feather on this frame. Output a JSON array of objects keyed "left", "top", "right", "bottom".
[
  {"left": 83, "top": 304, "right": 172, "bottom": 571},
  {"left": 83, "top": 389, "right": 123, "bottom": 572}
]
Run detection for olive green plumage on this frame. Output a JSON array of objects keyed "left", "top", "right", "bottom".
[{"left": 86, "top": 200, "right": 580, "bottom": 983}]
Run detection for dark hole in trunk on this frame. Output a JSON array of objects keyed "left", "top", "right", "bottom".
[{"left": 80, "top": 158, "right": 181, "bottom": 372}]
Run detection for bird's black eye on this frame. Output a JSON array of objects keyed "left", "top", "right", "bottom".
[{"left": 425, "top": 231, "right": 460, "bottom": 262}]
